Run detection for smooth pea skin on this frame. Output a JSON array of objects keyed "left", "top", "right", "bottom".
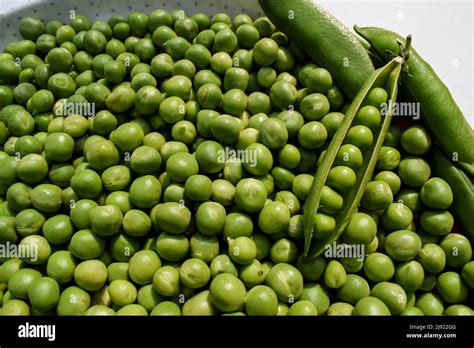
[
  {"left": 361, "top": 180, "right": 393, "bottom": 211},
  {"left": 228, "top": 236, "right": 257, "bottom": 265},
  {"left": 265, "top": 263, "right": 303, "bottom": 302},
  {"left": 258, "top": 201, "right": 290, "bottom": 234},
  {"left": 245, "top": 285, "right": 278, "bottom": 316},
  {"left": 353, "top": 296, "right": 391, "bottom": 316},
  {"left": 416, "top": 292, "right": 444, "bottom": 316},
  {"left": 420, "top": 177, "right": 453, "bottom": 209},
  {"left": 343, "top": 213, "right": 377, "bottom": 245},
  {"left": 182, "top": 290, "right": 217, "bottom": 316},
  {"left": 370, "top": 282, "right": 407, "bottom": 315},
  {"left": 234, "top": 178, "right": 267, "bottom": 213},
  {"left": 128, "top": 175, "right": 162, "bottom": 209},
  {"left": 57, "top": 286, "right": 91, "bottom": 315},
  {"left": 326, "top": 302, "right": 355, "bottom": 316},
  {"left": 209, "top": 273, "right": 246, "bottom": 312},
  {"left": 435, "top": 271, "right": 468, "bottom": 304},
  {"left": 384, "top": 230, "right": 422, "bottom": 261},
  {"left": 364, "top": 252, "right": 395, "bottom": 282},
  {"left": 154, "top": 202, "right": 191, "bottom": 234}
]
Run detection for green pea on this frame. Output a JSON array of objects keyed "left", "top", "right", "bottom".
[
  {"left": 288, "top": 123, "right": 317, "bottom": 151},
  {"left": 129, "top": 146, "right": 162, "bottom": 175},
  {"left": 336, "top": 274, "right": 370, "bottom": 304},
  {"left": 361, "top": 180, "right": 393, "bottom": 211},
  {"left": 439, "top": 233, "right": 472, "bottom": 268},
  {"left": 195, "top": 201, "right": 226, "bottom": 235},
  {"left": 444, "top": 305, "right": 472, "bottom": 316},
  {"left": 195, "top": 29, "right": 215, "bottom": 50},
  {"left": 326, "top": 166, "right": 356, "bottom": 194},
  {"left": 155, "top": 232, "right": 189, "bottom": 262},
  {"left": 461, "top": 261, "right": 474, "bottom": 289},
  {"left": 353, "top": 296, "right": 391, "bottom": 316},
  {"left": 342, "top": 212, "right": 377, "bottom": 245},
  {"left": 401, "top": 125, "right": 431, "bottom": 155},
  {"left": 415, "top": 292, "right": 444, "bottom": 316},
  {"left": 127, "top": 175, "right": 161, "bottom": 209},
  {"left": 381, "top": 203, "right": 413, "bottom": 231},
  {"left": 179, "top": 258, "right": 211, "bottom": 289},
  {"left": 105, "top": 85, "right": 136, "bottom": 113},
  {"left": 258, "top": 201, "right": 290, "bottom": 235},
  {"left": 323, "top": 260, "right": 347, "bottom": 289},
  {"left": 420, "top": 210, "right": 454, "bottom": 236},
  {"left": 420, "top": 177, "right": 453, "bottom": 209},
  {"left": 259, "top": 118, "right": 289, "bottom": 150},
  {"left": 327, "top": 302, "right": 354, "bottom": 316},
  {"left": 127, "top": 250, "right": 161, "bottom": 286},
  {"left": 47, "top": 73, "right": 76, "bottom": 99},
  {"left": 209, "top": 273, "right": 246, "bottom": 312},
  {"left": 300, "top": 93, "right": 330, "bottom": 121},
  {"left": 355, "top": 105, "right": 381, "bottom": 131},
  {"left": 394, "top": 260, "right": 425, "bottom": 293},
  {"left": 211, "top": 114, "right": 243, "bottom": 143},
  {"left": 256, "top": 66, "right": 276, "bottom": 88},
  {"left": 243, "top": 143, "right": 273, "bottom": 176},
  {"left": 190, "top": 232, "right": 219, "bottom": 264},
  {"left": 364, "top": 252, "right": 395, "bottom": 283},
  {"left": 253, "top": 38, "right": 278, "bottom": 66},
  {"left": 397, "top": 156, "right": 431, "bottom": 188},
  {"left": 319, "top": 185, "right": 344, "bottom": 215}
]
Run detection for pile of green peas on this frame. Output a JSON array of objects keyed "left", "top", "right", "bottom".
[{"left": 0, "top": 9, "right": 472, "bottom": 316}]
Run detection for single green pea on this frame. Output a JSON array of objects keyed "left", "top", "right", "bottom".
[
  {"left": 420, "top": 210, "right": 454, "bottom": 236},
  {"left": 336, "top": 274, "right": 370, "bottom": 304},
  {"left": 253, "top": 38, "right": 278, "bottom": 66},
  {"left": 415, "top": 292, "right": 444, "bottom": 316},
  {"left": 353, "top": 296, "right": 391, "bottom": 316},
  {"left": 420, "top": 177, "right": 453, "bottom": 210},
  {"left": 439, "top": 233, "right": 472, "bottom": 268},
  {"left": 364, "top": 252, "right": 395, "bottom": 282},
  {"left": 354, "top": 105, "right": 381, "bottom": 131},
  {"left": 196, "top": 201, "right": 226, "bottom": 236},
  {"left": 190, "top": 232, "right": 219, "bottom": 264},
  {"left": 343, "top": 212, "right": 377, "bottom": 245},
  {"left": 401, "top": 125, "right": 432, "bottom": 155},
  {"left": 258, "top": 118, "right": 289, "bottom": 150},
  {"left": 397, "top": 156, "right": 431, "bottom": 188},
  {"left": 258, "top": 201, "right": 291, "bottom": 235},
  {"left": 385, "top": 230, "right": 422, "bottom": 261},
  {"left": 179, "top": 258, "right": 211, "bottom": 289},
  {"left": 300, "top": 93, "right": 330, "bottom": 121}
]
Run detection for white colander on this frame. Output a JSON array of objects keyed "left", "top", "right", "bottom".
[{"left": 0, "top": 0, "right": 265, "bottom": 49}]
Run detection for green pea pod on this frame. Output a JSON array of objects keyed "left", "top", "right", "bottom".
[
  {"left": 259, "top": 0, "right": 375, "bottom": 99},
  {"left": 303, "top": 56, "right": 404, "bottom": 258},
  {"left": 429, "top": 146, "right": 474, "bottom": 242},
  {"left": 354, "top": 26, "right": 474, "bottom": 176}
]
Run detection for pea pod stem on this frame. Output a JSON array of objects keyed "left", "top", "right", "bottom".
[
  {"left": 302, "top": 57, "right": 403, "bottom": 257},
  {"left": 354, "top": 26, "right": 474, "bottom": 176}
]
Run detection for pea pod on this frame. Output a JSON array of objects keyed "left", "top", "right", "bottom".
[
  {"left": 429, "top": 146, "right": 474, "bottom": 242},
  {"left": 354, "top": 26, "right": 474, "bottom": 176},
  {"left": 259, "top": 0, "right": 375, "bottom": 99},
  {"left": 303, "top": 55, "right": 404, "bottom": 257}
]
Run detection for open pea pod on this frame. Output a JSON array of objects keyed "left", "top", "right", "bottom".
[{"left": 303, "top": 56, "right": 404, "bottom": 258}]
